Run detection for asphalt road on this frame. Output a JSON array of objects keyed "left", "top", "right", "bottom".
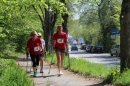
[{"left": 69, "top": 45, "right": 120, "bottom": 67}]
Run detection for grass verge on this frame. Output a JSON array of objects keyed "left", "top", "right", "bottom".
[
  {"left": 112, "top": 69, "right": 130, "bottom": 86},
  {"left": 45, "top": 54, "right": 130, "bottom": 86},
  {"left": 0, "top": 53, "right": 34, "bottom": 86},
  {"left": 46, "top": 54, "right": 111, "bottom": 78}
]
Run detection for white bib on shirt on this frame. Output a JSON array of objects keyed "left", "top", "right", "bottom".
[
  {"left": 34, "top": 46, "right": 40, "bottom": 51},
  {"left": 57, "top": 39, "right": 64, "bottom": 43}
]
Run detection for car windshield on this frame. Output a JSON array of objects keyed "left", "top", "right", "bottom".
[
  {"left": 95, "top": 46, "right": 102, "bottom": 48},
  {"left": 72, "top": 45, "right": 77, "bottom": 47},
  {"left": 82, "top": 44, "right": 86, "bottom": 46},
  {"left": 115, "top": 45, "right": 120, "bottom": 48}
]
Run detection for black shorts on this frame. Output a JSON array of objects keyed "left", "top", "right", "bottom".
[
  {"left": 40, "top": 51, "right": 44, "bottom": 57},
  {"left": 55, "top": 47, "right": 66, "bottom": 53}
]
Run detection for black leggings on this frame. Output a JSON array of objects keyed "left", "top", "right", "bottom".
[{"left": 30, "top": 54, "right": 40, "bottom": 67}]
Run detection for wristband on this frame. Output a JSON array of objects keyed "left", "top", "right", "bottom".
[{"left": 26, "top": 52, "right": 29, "bottom": 57}]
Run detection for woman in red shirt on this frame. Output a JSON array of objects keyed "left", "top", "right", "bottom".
[
  {"left": 27, "top": 31, "right": 43, "bottom": 77},
  {"left": 52, "top": 25, "right": 68, "bottom": 75}
]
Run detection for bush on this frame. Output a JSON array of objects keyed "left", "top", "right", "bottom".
[
  {"left": 0, "top": 58, "right": 34, "bottom": 86},
  {"left": 113, "top": 69, "right": 130, "bottom": 86}
]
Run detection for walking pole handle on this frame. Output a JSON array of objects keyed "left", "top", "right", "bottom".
[{"left": 26, "top": 52, "right": 29, "bottom": 60}]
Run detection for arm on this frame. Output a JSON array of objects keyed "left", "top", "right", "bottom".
[
  {"left": 26, "top": 48, "right": 29, "bottom": 59},
  {"left": 65, "top": 39, "right": 68, "bottom": 45},
  {"left": 40, "top": 39, "right": 44, "bottom": 51},
  {"left": 43, "top": 40, "right": 46, "bottom": 52},
  {"left": 40, "top": 43, "right": 44, "bottom": 52},
  {"left": 44, "top": 46, "right": 46, "bottom": 52},
  {"left": 27, "top": 48, "right": 29, "bottom": 54}
]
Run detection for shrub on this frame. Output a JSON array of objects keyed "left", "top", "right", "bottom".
[{"left": 0, "top": 58, "right": 34, "bottom": 86}]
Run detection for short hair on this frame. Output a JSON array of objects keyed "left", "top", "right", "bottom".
[
  {"left": 57, "top": 25, "right": 62, "bottom": 29},
  {"left": 30, "top": 31, "right": 38, "bottom": 36}
]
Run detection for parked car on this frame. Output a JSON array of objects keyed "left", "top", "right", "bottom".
[
  {"left": 87, "top": 45, "right": 94, "bottom": 52},
  {"left": 83, "top": 45, "right": 87, "bottom": 50},
  {"left": 81, "top": 44, "right": 87, "bottom": 50},
  {"left": 91, "top": 45, "right": 103, "bottom": 53},
  {"left": 110, "top": 44, "right": 120, "bottom": 57},
  {"left": 86, "top": 45, "right": 91, "bottom": 52},
  {"left": 71, "top": 45, "right": 78, "bottom": 51}
]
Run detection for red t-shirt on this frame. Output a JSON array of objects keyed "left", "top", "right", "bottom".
[
  {"left": 27, "top": 37, "right": 42, "bottom": 55},
  {"left": 52, "top": 32, "right": 68, "bottom": 49}
]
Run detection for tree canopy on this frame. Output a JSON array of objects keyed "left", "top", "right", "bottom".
[{"left": 0, "top": 0, "right": 68, "bottom": 54}]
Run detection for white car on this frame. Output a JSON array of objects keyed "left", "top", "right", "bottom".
[
  {"left": 86, "top": 45, "right": 90, "bottom": 52},
  {"left": 110, "top": 44, "right": 120, "bottom": 57}
]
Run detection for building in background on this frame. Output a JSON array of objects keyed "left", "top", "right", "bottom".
[{"left": 77, "top": 38, "right": 85, "bottom": 44}]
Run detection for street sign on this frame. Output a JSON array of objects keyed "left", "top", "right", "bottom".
[
  {"left": 112, "top": 30, "right": 117, "bottom": 35},
  {"left": 111, "top": 35, "right": 116, "bottom": 39},
  {"left": 112, "top": 30, "right": 120, "bottom": 35},
  {"left": 116, "top": 30, "right": 120, "bottom": 36}
]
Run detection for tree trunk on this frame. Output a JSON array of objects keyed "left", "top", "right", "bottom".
[
  {"left": 62, "top": 14, "right": 68, "bottom": 34},
  {"left": 43, "top": 9, "right": 50, "bottom": 51},
  {"left": 60, "top": 0, "right": 68, "bottom": 34},
  {"left": 120, "top": 0, "right": 130, "bottom": 72},
  {"left": 44, "top": 9, "right": 58, "bottom": 53},
  {"left": 32, "top": 4, "right": 58, "bottom": 53}
]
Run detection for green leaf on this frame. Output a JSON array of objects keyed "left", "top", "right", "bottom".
[
  {"left": 0, "top": 28, "right": 2, "bottom": 32},
  {"left": 0, "top": 34, "right": 6, "bottom": 38},
  {"left": 2, "top": 0, "right": 6, "bottom": 3}
]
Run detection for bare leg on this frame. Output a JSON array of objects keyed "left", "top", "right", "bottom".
[
  {"left": 40, "top": 57, "right": 43, "bottom": 70},
  {"left": 36, "top": 66, "right": 38, "bottom": 70},
  {"left": 33, "top": 67, "right": 36, "bottom": 72},
  {"left": 33, "top": 65, "right": 39, "bottom": 72},
  {"left": 56, "top": 51, "right": 61, "bottom": 72},
  {"left": 61, "top": 53, "right": 65, "bottom": 69}
]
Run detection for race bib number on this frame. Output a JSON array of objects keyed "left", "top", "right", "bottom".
[
  {"left": 34, "top": 46, "right": 40, "bottom": 51},
  {"left": 57, "top": 39, "right": 64, "bottom": 43}
]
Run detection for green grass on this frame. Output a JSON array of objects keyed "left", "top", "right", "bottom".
[
  {"left": 0, "top": 54, "right": 34, "bottom": 86},
  {"left": 113, "top": 69, "right": 130, "bottom": 86},
  {"left": 46, "top": 54, "right": 111, "bottom": 78},
  {"left": 46, "top": 54, "right": 130, "bottom": 85},
  {"left": 1, "top": 52, "right": 130, "bottom": 86}
]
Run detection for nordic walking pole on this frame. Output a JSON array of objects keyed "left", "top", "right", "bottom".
[
  {"left": 67, "top": 43, "right": 70, "bottom": 69},
  {"left": 26, "top": 56, "right": 28, "bottom": 73},
  {"left": 48, "top": 52, "right": 54, "bottom": 74},
  {"left": 30, "top": 60, "right": 32, "bottom": 72},
  {"left": 26, "top": 52, "right": 29, "bottom": 73}
]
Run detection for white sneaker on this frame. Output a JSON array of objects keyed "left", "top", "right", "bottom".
[
  {"left": 59, "top": 71, "right": 63, "bottom": 75},
  {"left": 40, "top": 69, "right": 43, "bottom": 73}
]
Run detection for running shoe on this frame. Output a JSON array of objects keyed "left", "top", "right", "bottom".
[
  {"left": 33, "top": 70, "right": 38, "bottom": 77},
  {"left": 40, "top": 69, "right": 44, "bottom": 73},
  {"left": 59, "top": 71, "right": 63, "bottom": 75}
]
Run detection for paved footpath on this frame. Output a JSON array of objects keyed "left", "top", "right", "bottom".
[{"left": 17, "top": 55, "right": 111, "bottom": 86}]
